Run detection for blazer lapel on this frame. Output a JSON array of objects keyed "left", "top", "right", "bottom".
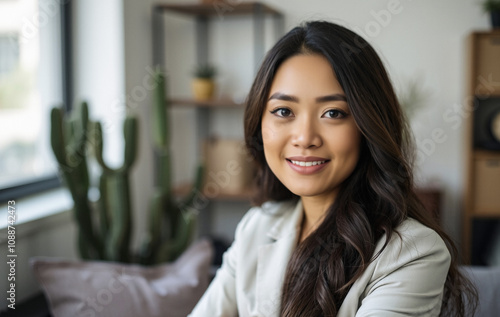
[{"left": 255, "top": 200, "right": 303, "bottom": 317}]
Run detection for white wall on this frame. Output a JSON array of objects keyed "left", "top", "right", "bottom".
[
  {"left": 73, "top": 0, "right": 125, "bottom": 168},
  {"left": 0, "top": 194, "right": 78, "bottom": 309}
]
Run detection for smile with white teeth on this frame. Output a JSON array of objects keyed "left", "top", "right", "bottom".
[{"left": 290, "top": 160, "right": 326, "bottom": 167}]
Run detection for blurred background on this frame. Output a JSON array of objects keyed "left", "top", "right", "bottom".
[{"left": 1, "top": 0, "right": 500, "bottom": 311}]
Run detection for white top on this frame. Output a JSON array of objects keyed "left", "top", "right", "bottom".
[{"left": 189, "top": 199, "right": 450, "bottom": 317}]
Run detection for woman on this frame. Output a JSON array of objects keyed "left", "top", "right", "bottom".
[{"left": 189, "top": 21, "right": 477, "bottom": 317}]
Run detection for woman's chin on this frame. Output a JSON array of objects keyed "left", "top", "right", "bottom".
[{"left": 287, "top": 187, "right": 331, "bottom": 200}]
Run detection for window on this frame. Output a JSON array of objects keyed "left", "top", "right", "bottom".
[
  {"left": 0, "top": 34, "right": 19, "bottom": 76},
  {"left": 0, "top": 0, "right": 71, "bottom": 201}
]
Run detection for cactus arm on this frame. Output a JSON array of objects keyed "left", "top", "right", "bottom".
[
  {"left": 77, "top": 103, "right": 90, "bottom": 192},
  {"left": 153, "top": 70, "right": 171, "bottom": 196},
  {"left": 51, "top": 106, "right": 98, "bottom": 259},
  {"left": 121, "top": 116, "right": 138, "bottom": 172},
  {"left": 104, "top": 173, "right": 120, "bottom": 261},
  {"left": 92, "top": 121, "right": 114, "bottom": 174},
  {"left": 80, "top": 101, "right": 89, "bottom": 132},
  {"left": 50, "top": 103, "right": 103, "bottom": 260},
  {"left": 69, "top": 104, "right": 90, "bottom": 194},
  {"left": 160, "top": 147, "right": 171, "bottom": 198},
  {"left": 98, "top": 174, "right": 110, "bottom": 242},
  {"left": 72, "top": 105, "right": 102, "bottom": 259},
  {"left": 93, "top": 116, "right": 137, "bottom": 262},
  {"left": 181, "top": 163, "right": 204, "bottom": 209},
  {"left": 158, "top": 151, "right": 171, "bottom": 197},
  {"left": 139, "top": 189, "right": 164, "bottom": 265},
  {"left": 50, "top": 107, "right": 67, "bottom": 166},
  {"left": 104, "top": 172, "right": 132, "bottom": 262},
  {"left": 139, "top": 190, "right": 164, "bottom": 265},
  {"left": 156, "top": 208, "right": 196, "bottom": 263},
  {"left": 153, "top": 70, "right": 168, "bottom": 148},
  {"left": 73, "top": 202, "right": 101, "bottom": 259},
  {"left": 93, "top": 117, "right": 138, "bottom": 174}
]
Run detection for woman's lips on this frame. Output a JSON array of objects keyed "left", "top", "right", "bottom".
[{"left": 286, "top": 156, "right": 330, "bottom": 175}]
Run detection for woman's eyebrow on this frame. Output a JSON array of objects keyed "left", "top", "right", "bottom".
[
  {"left": 268, "top": 92, "right": 299, "bottom": 102},
  {"left": 268, "top": 92, "right": 347, "bottom": 103},
  {"left": 316, "top": 94, "right": 347, "bottom": 103}
]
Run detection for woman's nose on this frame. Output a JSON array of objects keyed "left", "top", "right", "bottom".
[{"left": 291, "top": 117, "right": 322, "bottom": 149}]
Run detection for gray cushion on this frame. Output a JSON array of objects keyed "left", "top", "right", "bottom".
[
  {"left": 31, "top": 239, "right": 213, "bottom": 317},
  {"left": 461, "top": 265, "right": 500, "bottom": 317}
]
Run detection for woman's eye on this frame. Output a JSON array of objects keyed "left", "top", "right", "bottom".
[
  {"left": 322, "top": 109, "right": 347, "bottom": 119},
  {"left": 270, "top": 108, "right": 293, "bottom": 117}
]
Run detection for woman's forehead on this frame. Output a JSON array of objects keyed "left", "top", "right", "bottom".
[{"left": 267, "top": 54, "right": 345, "bottom": 100}]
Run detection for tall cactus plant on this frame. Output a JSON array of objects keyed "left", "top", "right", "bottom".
[
  {"left": 139, "top": 68, "right": 204, "bottom": 264},
  {"left": 50, "top": 102, "right": 138, "bottom": 262},
  {"left": 93, "top": 117, "right": 138, "bottom": 262},
  {"left": 50, "top": 102, "right": 102, "bottom": 260},
  {"left": 50, "top": 70, "right": 203, "bottom": 265}
]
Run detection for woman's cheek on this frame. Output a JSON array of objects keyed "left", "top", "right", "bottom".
[{"left": 261, "top": 118, "right": 282, "bottom": 144}]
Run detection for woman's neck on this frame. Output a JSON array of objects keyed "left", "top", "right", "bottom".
[{"left": 299, "top": 194, "right": 336, "bottom": 243}]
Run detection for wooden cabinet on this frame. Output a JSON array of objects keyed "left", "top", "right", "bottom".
[{"left": 463, "top": 31, "right": 500, "bottom": 264}]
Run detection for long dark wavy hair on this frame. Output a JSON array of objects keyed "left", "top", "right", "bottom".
[{"left": 244, "top": 21, "right": 477, "bottom": 317}]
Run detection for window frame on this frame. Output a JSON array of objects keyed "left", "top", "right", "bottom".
[{"left": 0, "top": 0, "right": 73, "bottom": 203}]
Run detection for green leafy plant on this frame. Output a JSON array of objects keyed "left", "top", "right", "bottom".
[
  {"left": 398, "top": 77, "right": 429, "bottom": 120},
  {"left": 482, "top": 0, "right": 500, "bottom": 12},
  {"left": 193, "top": 63, "right": 217, "bottom": 79}
]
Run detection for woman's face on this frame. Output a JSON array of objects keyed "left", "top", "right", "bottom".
[{"left": 261, "top": 54, "right": 361, "bottom": 205}]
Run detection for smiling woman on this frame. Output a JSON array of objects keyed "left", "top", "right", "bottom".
[
  {"left": 189, "top": 21, "right": 478, "bottom": 317},
  {"left": 262, "top": 54, "right": 361, "bottom": 238}
]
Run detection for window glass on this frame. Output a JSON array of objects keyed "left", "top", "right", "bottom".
[{"left": 0, "top": 0, "right": 62, "bottom": 189}]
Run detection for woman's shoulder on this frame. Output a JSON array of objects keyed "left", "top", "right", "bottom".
[
  {"left": 395, "top": 218, "right": 448, "bottom": 251},
  {"left": 373, "top": 218, "right": 451, "bottom": 271},
  {"left": 235, "top": 199, "right": 300, "bottom": 238},
  {"left": 347, "top": 219, "right": 452, "bottom": 316}
]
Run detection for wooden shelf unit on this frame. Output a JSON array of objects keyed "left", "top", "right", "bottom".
[
  {"left": 151, "top": 2, "right": 284, "bottom": 236},
  {"left": 463, "top": 30, "right": 500, "bottom": 264}
]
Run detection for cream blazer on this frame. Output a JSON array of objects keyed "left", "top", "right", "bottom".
[{"left": 189, "top": 199, "right": 450, "bottom": 317}]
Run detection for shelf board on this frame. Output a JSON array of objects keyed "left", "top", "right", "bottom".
[
  {"left": 169, "top": 98, "right": 244, "bottom": 108},
  {"left": 174, "top": 183, "right": 255, "bottom": 202},
  {"left": 473, "top": 149, "right": 500, "bottom": 159},
  {"left": 471, "top": 29, "right": 500, "bottom": 36},
  {"left": 468, "top": 210, "right": 500, "bottom": 218},
  {"left": 473, "top": 93, "right": 500, "bottom": 99},
  {"left": 155, "top": 2, "right": 282, "bottom": 16}
]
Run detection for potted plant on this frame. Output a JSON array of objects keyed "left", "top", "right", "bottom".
[
  {"left": 483, "top": 0, "right": 500, "bottom": 28},
  {"left": 398, "top": 77, "right": 428, "bottom": 120},
  {"left": 192, "top": 63, "right": 217, "bottom": 101},
  {"left": 49, "top": 70, "right": 204, "bottom": 265}
]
